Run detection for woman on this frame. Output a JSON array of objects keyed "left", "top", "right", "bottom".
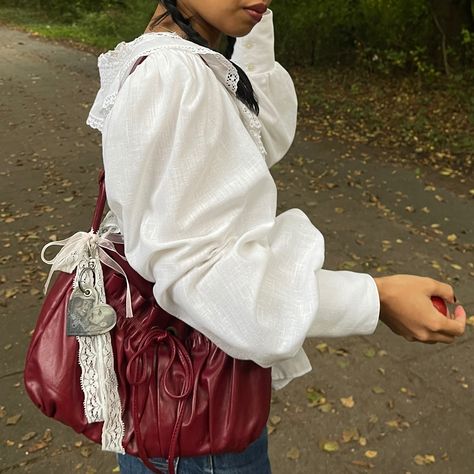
[{"left": 87, "top": 1, "right": 466, "bottom": 472}]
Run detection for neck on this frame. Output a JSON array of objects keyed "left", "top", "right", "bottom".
[{"left": 146, "top": 3, "right": 223, "bottom": 49}]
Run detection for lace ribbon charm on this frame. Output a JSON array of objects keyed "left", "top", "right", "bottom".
[
  {"left": 41, "top": 230, "right": 126, "bottom": 454},
  {"left": 41, "top": 230, "right": 134, "bottom": 318}
]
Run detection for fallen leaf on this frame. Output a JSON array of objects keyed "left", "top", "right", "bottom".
[
  {"left": 368, "top": 414, "right": 378, "bottom": 424},
  {"left": 400, "top": 387, "right": 416, "bottom": 397},
  {"left": 42, "top": 429, "right": 53, "bottom": 443},
  {"left": 80, "top": 446, "right": 93, "bottom": 458},
  {"left": 321, "top": 440, "right": 340, "bottom": 452},
  {"left": 340, "top": 396, "right": 355, "bottom": 408},
  {"left": 4, "top": 288, "right": 18, "bottom": 299},
  {"left": 371, "top": 386, "right": 385, "bottom": 394},
  {"left": 414, "top": 454, "right": 436, "bottom": 465},
  {"left": 318, "top": 403, "right": 333, "bottom": 413},
  {"left": 440, "top": 168, "right": 453, "bottom": 176},
  {"left": 364, "top": 347, "right": 376, "bottom": 358},
  {"left": 386, "top": 419, "right": 400, "bottom": 429},
  {"left": 307, "top": 388, "right": 326, "bottom": 407},
  {"left": 365, "top": 450, "right": 378, "bottom": 459},
  {"left": 21, "top": 432, "right": 36, "bottom": 441},
  {"left": 286, "top": 447, "right": 300, "bottom": 460},
  {"left": 6, "top": 414, "right": 22, "bottom": 425},
  {"left": 335, "top": 348, "right": 349, "bottom": 357},
  {"left": 270, "top": 415, "right": 281, "bottom": 426},
  {"left": 316, "top": 342, "right": 328, "bottom": 353},
  {"left": 27, "top": 440, "right": 48, "bottom": 453},
  {"left": 341, "top": 427, "right": 359, "bottom": 443}
]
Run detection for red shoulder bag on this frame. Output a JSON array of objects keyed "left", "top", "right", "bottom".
[{"left": 24, "top": 169, "right": 272, "bottom": 474}]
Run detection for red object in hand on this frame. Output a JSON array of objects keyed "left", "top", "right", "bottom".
[{"left": 431, "top": 296, "right": 448, "bottom": 317}]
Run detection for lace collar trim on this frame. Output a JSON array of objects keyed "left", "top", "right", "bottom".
[{"left": 86, "top": 32, "right": 266, "bottom": 158}]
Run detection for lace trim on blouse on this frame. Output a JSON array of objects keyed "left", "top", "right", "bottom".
[{"left": 86, "top": 32, "right": 266, "bottom": 158}]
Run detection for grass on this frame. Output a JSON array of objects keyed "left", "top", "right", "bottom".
[{"left": 0, "top": 6, "right": 150, "bottom": 51}]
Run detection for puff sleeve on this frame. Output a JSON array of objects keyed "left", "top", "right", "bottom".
[{"left": 101, "top": 47, "right": 379, "bottom": 372}]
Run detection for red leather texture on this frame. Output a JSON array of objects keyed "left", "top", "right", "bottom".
[{"left": 24, "top": 176, "right": 272, "bottom": 473}]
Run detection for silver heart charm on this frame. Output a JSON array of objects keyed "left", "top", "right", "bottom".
[{"left": 66, "top": 285, "right": 99, "bottom": 336}]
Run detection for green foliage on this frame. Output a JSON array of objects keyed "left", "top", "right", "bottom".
[
  {"left": 270, "top": 0, "right": 474, "bottom": 74},
  {"left": 0, "top": 0, "right": 155, "bottom": 48},
  {"left": 0, "top": 0, "right": 473, "bottom": 75}
]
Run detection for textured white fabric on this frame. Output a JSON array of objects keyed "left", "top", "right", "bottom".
[{"left": 87, "top": 10, "right": 380, "bottom": 390}]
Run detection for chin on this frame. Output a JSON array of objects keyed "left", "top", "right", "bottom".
[{"left": 229, "top": 25, "right": 256, "bottom": 37}]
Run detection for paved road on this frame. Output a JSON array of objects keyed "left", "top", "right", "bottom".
[{"left": 1, "top": 26, "right": 473, "bottom": 474}]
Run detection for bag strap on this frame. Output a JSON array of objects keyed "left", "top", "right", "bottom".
[{"left": 91, "top": 170, "right": 106, "bottom": 233}]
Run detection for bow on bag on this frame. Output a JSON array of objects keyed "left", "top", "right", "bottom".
[{"left": 41, "top": 230, "right": 134, "bottom": 319}]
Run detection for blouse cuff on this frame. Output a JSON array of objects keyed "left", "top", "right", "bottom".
[
  {"left": 307, "top": 270, "right": 380, "bottom": 338},
  {"left": 232, "top": 9, "right": 275, "bottom": 75},
  {"left": 271, "top": 348, "right": 312, "bottom": 390}
]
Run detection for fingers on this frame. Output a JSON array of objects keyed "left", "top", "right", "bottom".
[
  {"left": 417, "top": 329, "right": 456, "bottom": 344},
  {"left": 429, "top": 278, "right": 456, "bottom": 304},
  {"left": 437, "top": 305, "right": 466, "bottom": 338},
  {"left": 406, "top": 332, "right": 454, "bottom": 344}
]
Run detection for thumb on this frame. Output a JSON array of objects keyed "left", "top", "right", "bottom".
[{"left": 453, "top": 305, "right": 466, "bottom": 323}]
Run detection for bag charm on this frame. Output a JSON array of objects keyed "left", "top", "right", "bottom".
[{"left": 67, "top": 264, "right": 117, "bottom": 336}]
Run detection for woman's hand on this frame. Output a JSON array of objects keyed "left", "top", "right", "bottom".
[{"left": 374, "top": 275, "right": 466, "bottom": 343}]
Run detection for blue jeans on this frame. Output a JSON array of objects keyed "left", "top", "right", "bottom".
[{"left": 117, "top": 428, "right": 271, "bottom": 474}]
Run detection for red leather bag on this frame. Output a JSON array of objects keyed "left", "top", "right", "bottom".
[{"left": 24, "top": 172, "right": 272, "bottom": 474}]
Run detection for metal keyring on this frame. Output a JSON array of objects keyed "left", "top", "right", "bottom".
[{"left": 78, "top": 267, "right": 95, "bottom": 295}]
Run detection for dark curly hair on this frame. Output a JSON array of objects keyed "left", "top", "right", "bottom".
[{"left": 151, "top": 0, "right": 259, "bottom": 115}]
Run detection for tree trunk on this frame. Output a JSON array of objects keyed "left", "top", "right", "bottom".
[
  {"left": 430, "top": 0, "right": 474, "bottom": 72},
  {"left": 431, "top": 0, "right": 474, "bottom": 40}
]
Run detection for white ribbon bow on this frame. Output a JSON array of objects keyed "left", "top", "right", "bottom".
[{"left": 41, "top": 230, "right": 134, "bottom": 318}]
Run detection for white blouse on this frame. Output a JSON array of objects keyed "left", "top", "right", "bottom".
[{"left": 87, "top": 10, "right": 380, "bottom": 390}]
